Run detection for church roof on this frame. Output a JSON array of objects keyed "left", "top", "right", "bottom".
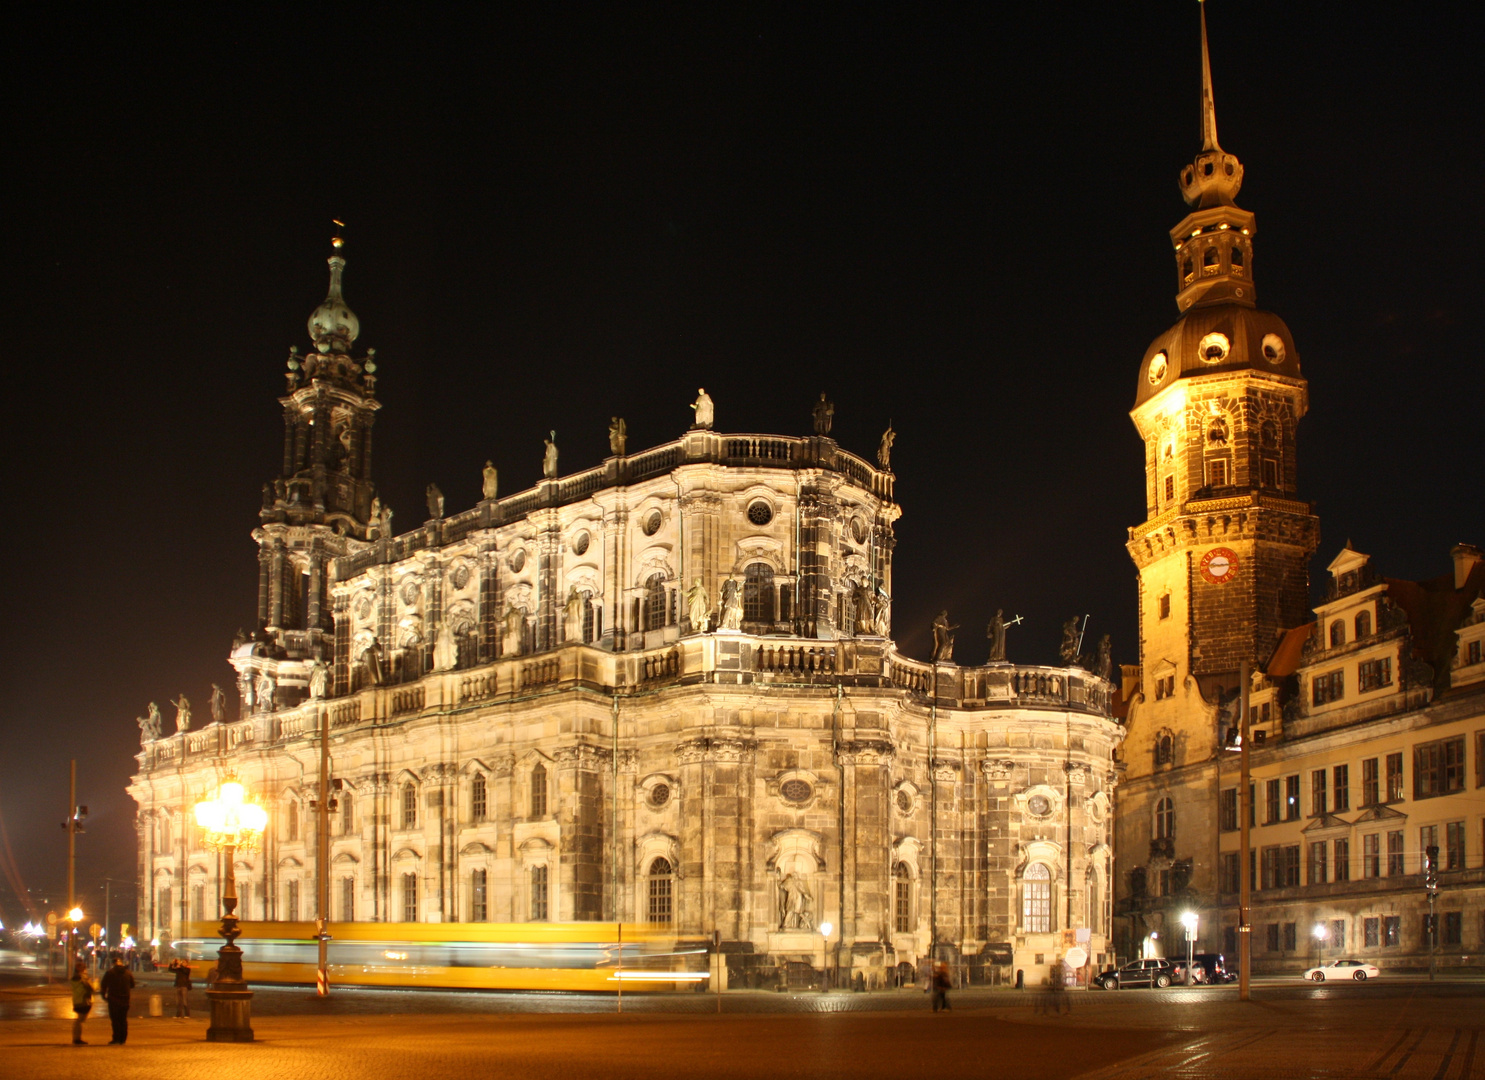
[{"left": 1135, "top": 302, "right": 1302, "bottom": 409}]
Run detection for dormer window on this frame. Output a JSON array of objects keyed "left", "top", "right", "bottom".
[
  {"left": 1330, "top": 621, "right": 1346, "bottom": 648},
  {"left": 1354, "top": 610, "right": 1372, "bottom": 639}
]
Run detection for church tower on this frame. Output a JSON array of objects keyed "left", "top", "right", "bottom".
[
  {"left": 1116, "top": 5, "right": 1320, "bottom": 951},
  {"left": 234, "top": 233, "right": 382, "bottom": 713}
]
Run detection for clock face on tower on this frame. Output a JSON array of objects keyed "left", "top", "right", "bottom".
[{"left": 1199, "top": 547, "right": 1240, "bottom": 585}]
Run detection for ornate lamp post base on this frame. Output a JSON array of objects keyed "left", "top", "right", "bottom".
[{"left": 206, "top": 983, "right": 254, "bottom": 1042}]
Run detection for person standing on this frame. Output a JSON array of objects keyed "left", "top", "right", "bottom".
[
  {"left": 169, "top": 958, "right": 193, "bottom": 1018},
  {"left": 98, "top": 953, "right": 135, "bottom": 1045},
  {"left": 69, "top": 962, "right": 93, "bottom": 1045},
  {"left": 930, "top": 960, "right": 952, "bottom": 1013}
]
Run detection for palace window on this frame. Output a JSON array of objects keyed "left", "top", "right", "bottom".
[
  {"left": 582, "top": 593, "right": 596, "bottom": 643},
  {"left": 1469, "top": 640, "right": 1483, "bottom": 665},
  {"left": 647, "top": 858, "right": 674, "bottom": 924},
  {"left": 1283, "top": 845, "right": 1301, "bottom": 887},
  {"left": 287, "top": 800, "right": 299, "bottom": 841},
  {"left": 1158, "top": 593, "right": 1170, "bottom": 620},
  {"left": 1387, "top": 831, "right": 1405, "bottom": 876},
  {"left": 1206, "top": 458, "right": 1227, "bottom": 487},
  {"left": 894, "top": 864, "right": 912, "bottom": 934},
  {"left": 402, "top": 873, "right": 417, "bottom": 922},
  {"left": 530, "top": 763, "right": 548, "bottom": 818},
  {"left": 1022, "top": 863, "right": 1051, "bottom": 934},
  {"left": 1446, "top": 820, "right": 1466, "bottom": 870},
  {"left": 1364, "top": 917, "right": 1380, "bottom": 947},
  {"left": 1261, "top": 458, "right": 1279, "bottom": 489},
  {"left": 1219, "top": 852, "right": 1240, "bottom": 893},
  {"left": 530, "top": 865, "right": 549, "bottom": 921},
  {"left": 340, "top": 791, "right": 354, "bottom": 835},
  {"left": 1421, "top": 824, "right": 1438, "bottom": 867},
  {"left": 401, "top": 782, "right": 418, "bottom": 829},
  {"left": 1283, "top": 923, "right": 1297, "bottom": 951},
  {"left": 1444, "top": 912, "right": 1463, "bottom": 946},
  {"left": 471, "top": 773, "right": 487, "bottom": 822},
  {"left": 1355, "top": 610, "right": 1372, "bottom": 639},
  {"left": 1155, "top": 733, "right": 1173, "bottom": 765},
  {"left": 1334, "top": 838, "right": 1350, "bottom": 882},
  {"left": 1163, "top": 475, "right": 1175, "bottom": 503},
  {"left": 1384, "top": 916, "right": 1400, "bottom": 947},
  {"left": 1386, "top": 753, "right": 1405, "bottom": 802},
  {"left": 1219, "top": 788, "right": 1238, "bottom": 832},
  {"left": 1308, "top": 841, "right": 1327, "bottom": 885},
  {"left": 1330, "top": 621, "right": 1345, "bottom": 648},
  {"left": 1363, "top": 834, "right": 1380, "bottom": 878},
  {"left": 1265, "top": 780, "right": 1281, "bottom": 824},
  {"left": 743, "top": 563, "right": 775, "bottom": 623},
  {"left": 471, "top": 869, "right": 488, "bottom": 922},
  {"left": 158, "top": 887, "right": 173, "bottom": 929},
  {"left": 1334, "top": 764, "right": 1350, "bottom": 811},
  {"left": 1311, "top": 769, "right": 1328, "bottom": 815},
  {"left": 1331, "top": 919, "right": 1345, "bottom": 949},
  {"left": 1414, "top": 737, "right": 1464, "bottom": 798},
  {"left": 341, "top": 876, "right": 355, "bottom": 921},
  {"left": 286, "top": 880, "right": 300, "bottom": 922},
  {"left": 1359, "top": 657, "right": 1392, "bottom": 693},
  {"left": 1285, "top": 775, "right": 1301, "bottom": 821},
  {"left": 1265, "top": 923, "right": 1280, "bottom": 952},
  {"left": 1362, "top": 758, "right": 1380, "bottom": 806},
  {"left": 644, "top": 574, "right": 667, "bottom": 631},
  {"left": 1312, "top": 670, "right": 1344, "bottom": 706},
  {"left": 1154, "top": 797, "right": 1175, "bottom": 841}
]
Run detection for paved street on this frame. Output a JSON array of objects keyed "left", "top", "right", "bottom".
[{"left": 1, "top": 978, "right": 1481, "bottom": 1078}]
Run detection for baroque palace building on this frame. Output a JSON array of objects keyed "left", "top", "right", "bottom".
[
  {"left": 128, "top": 245, "right": 1121, "bottom": 988},
  {"left": 1114, "top": 9, "right": 1485, "bottom": 973}
]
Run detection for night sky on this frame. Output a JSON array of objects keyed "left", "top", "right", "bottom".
[{"left": 1, "top": 5, "right": 1479, "bottom": 931}]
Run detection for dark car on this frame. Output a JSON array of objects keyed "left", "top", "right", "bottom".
[
  {"left": 1098, "top": 958, "right": 1178, "bottom": 990},
  {"left": 1186, "top": 953, "right": 1237, "bottom": 984}
]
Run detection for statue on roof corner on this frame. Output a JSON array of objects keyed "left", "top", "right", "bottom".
[
  {"left": 137, "top": 706, "right": 161, "bottom": 743},
  {"left": 1094, "top": 635, "right": 1113, "bottom": 681},
  {"left": 209, "top": 683, "right": 226, "bottom": 724},
  {"left": 1059, "top": 618, "right": 1082, "bottom": 666},
  {"left": 543, "top": 432, "right": 559, "bottom": 479},
  {"left": 690, "top": 389, "right": 714, "bottom": 430},
  {"left": 426, "top": 483, "right": 445, "bottom": 520},
  {"left": 987, "top": 609, "right": 1007, "bottom": 663},
  {"left": 171, "top": 694, "right": 191, "bottom": 733},
  {"left": 482, "top": 461, "right": 499, "bottom": 501},
  {"left": 812, "top": 393, "right": 834, "bottom": 435},
  {"left": 719, "top": 578, "right": 744, "bottom": 631},
  {"left": 608, "top": 417, "right": 627, "bottom": 456},
  {"left": 931, "top": 610, "right": 958, "bottom": 662},
  {"left": 877, "top": 424, "right": 895, "bottom": 470}
]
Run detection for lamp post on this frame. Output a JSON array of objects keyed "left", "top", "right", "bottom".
[
  {"left": 66, "top": 907, "right": 84, "bottom": 968},
  {"left": 819, "top": 921, "right": 833, "bottom": 992},
  {"left": 1179, "top": 911, "right": 1197, "bottom": 986},
  {"left": 195, "top": 778, "right": 267, "bottom": 1042},
  {"left": 1312, "top": 922, "right": 1328, "bottom": 971}
]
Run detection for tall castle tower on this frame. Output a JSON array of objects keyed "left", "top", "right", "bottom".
[
  {"left": 232, "top": 234, "right": 383, "bottom": 713},
  {"left": 1115, "top": 5, "right": 1320, "bottom": 951}
]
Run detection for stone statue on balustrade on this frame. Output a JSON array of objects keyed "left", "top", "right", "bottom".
[
  {"left": 987, "top": 609, "right": 1007, "bottom": 663},
  {"left": 609, "top": 417, "right": 627, "bottom": 456},
  {"left": 690, "top": 389, "right": 714, "bottom": 430},
  {"left": 685, "top": 578, "right": 710, "bottom": 633},
  {"left": 877, "top": 424, "right": 895, "bottom": 470},
  {"left": 256, "top": 672, "right": 277, "bottom": 711},
  {"left": 503, "top": 604, "right": 527, "bottom": 656},
  {"left": 1094, "top": 635, "right": 1113, "bottom": 681},
  {"left": 719, "top": 578, "right": 744, "bottom": 631},
  {"left": 171, "top": 694, "right": 191, "bottom": 733},
  {"left": 932, "top": 610, "right": 958, "bottom": 663},
  {"left": 426, "top": 483, "right": 445, "bottom": 520},
  {"left": 543, "top": 432, "right": 559, "bottom": 479},
  {"left": 563, "top": 587, "right": 585, "bottom": 642},
  {"left": 308, "top": 658, "right": 330, "bottom": 699},
  {"left": 778, "top": 871, "right": 815, "bottom": 931},
  {"left": 432, "top": 622, "right": 458, "bottom": 672},
  {"left": 209, "top": 683, "right": 226, "bottom": 723},
  {"left": 137, "top": 705, "right": 161, "bottom": 743},
  {"left": 1059, "top": 618, "right": 1082, "bottom": 666},
  {"left": 481, "top": 461, "right": 499, "bottom": 501},
  {"left": 812, "top": 393, "right": 834, "bottom": 435},
  {"left": 359, "top": 637, "right": 384, "bottom": 687},
  {"left": 853, "top": 581, "right": 876, "bottom": 635},
  {"left": 872, "top": 586, "right": 891, "bottom": 637}
]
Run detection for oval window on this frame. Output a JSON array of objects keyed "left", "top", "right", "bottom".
[
  {"left": 1198, "top": 332, "right": 1230, "bottom": 364},
  {"left": 642, "top": 511, "right": 662, "bottom": 536},
  {"left": 508, "top": 549, "right": 526, "bottom": 573},
  {"left": 649, "top": 783, "right": 670, "bottom": 808},
  {"left": 1261, "top": 333, "right": 1286, "bottom": 364},
  {"left": 571, "top": 530, "right": 590, "bottom": 556},
  {"left": 747, "top": 501, "right": 773, "bottom": 527},
  {"left": 1027, "top": 794, "right": 1052, "bottom": 817},
  {"left": 780, "top": 779, "right": 812, "bottom": 803},
  {"left": 1148, "top": 351, "right": 1168, "bottom": 385}
]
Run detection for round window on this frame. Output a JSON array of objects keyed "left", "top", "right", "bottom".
[
  {"left": 747, "top": 501, "right": 773, "bottom": 527},
  {"left": 895, "top": 789, "right": 912, "bottom": 815},
  {"left": 649, "top": 783, "right": 670, "bottom": 808},
  {"left": 1261, "top": 333, "right": 1286, "bottom": 364},
  {"left": 508, "top": 549, "right": 526, "bottom": 573},
  {"left": 1198, "top": 332, "right": 1230, "bottom": 364},
  {"left": 1027, "top": 794, "right": 1052, "bottom": 817},
  {"left": 355, "top": 595, "right": 374, "bottom": 620},
  {"left": 399, "top": 580, "right": 420, "bottom": 606},
  {"left": 571, "top": 530, "right": 590, "bottom": 556},
  {"left": 851, "top": 517, "right": 869, "bottom": 544},
  {"left": 780, "top": 779, "right": 812, "bottom": 803},
  {"left": 1147, "top": 351, "right": 1168, "bottom": 385},
  {"left": 450, "top": 563, "right": 471, "bottom": 590},
  {"left": 642, "top": 510, "right": 662, "bottom": 536}
]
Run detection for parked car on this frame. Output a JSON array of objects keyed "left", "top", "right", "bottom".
[
  {"left": 1186, "top": 953, "right": 1237, "bottom": 984},
  {"left": 1301, "top": 959, "right": 1380, "bottom": 982},
  {"left": 1098, "top": 958, "right": 1178, "bottom": 990}
]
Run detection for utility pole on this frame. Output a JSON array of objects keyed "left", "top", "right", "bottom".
[
  {"left": 316, "top": 701, "right": 332, "bottom": 997},
  {"left": 1238, "top": 661, "right": 1252, "bottom": 1002},
  {"left": 61, "top": 760, "right": 87, "bottom": 965}
]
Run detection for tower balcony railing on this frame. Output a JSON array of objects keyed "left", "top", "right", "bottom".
[{"left": 137, "top": 633, "right": 1113, "bottom": 769}]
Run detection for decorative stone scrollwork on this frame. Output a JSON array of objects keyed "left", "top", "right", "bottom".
[{"left": 982, "top": 759, "right": 1015, "bottom": 780}]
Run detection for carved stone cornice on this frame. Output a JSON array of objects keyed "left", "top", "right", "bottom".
[
  {"left": 981, "top": 758, "right": 1016, "bottom": 780},
  {"left": 836, "top": 738, "right": 895, "bottom": 766},
  {"left": 675, "top": 735, "right": 757, "bottom": 764},
  {"left": 489, "top": 754, "right": 515, "bottom": 779},
  {"left": 552, "top": 742, "right": 612, "bottom": 769}
]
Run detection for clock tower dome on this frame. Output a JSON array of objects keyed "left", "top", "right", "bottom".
[{"left": 1115, "top": 3, "right": 1320, "bottom": 952}]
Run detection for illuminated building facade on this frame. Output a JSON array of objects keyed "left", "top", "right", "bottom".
[
  {"left": 1114, "top": 10, "right": 1485, "bottom": 972},
  {"left": 128, "top": 249, "right": 1120, "bottom": 989}
]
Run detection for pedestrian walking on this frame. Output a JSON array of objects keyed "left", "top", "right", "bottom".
[
  {"left": 69, "top": 962, "right": 93, "bottom": 1045},
  {"left": 98, "top": 953, "right": 135, "bottom": 1045},
  {"left": 169, "top": 958, "right": 193, "bottom": 1017},
  {"left": 930, "top": 960, "right": 952, "bottom": 1012}
]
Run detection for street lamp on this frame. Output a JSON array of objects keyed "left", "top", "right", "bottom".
[
  {"left": 1180, "top": 911, "right": 1198, "bottom": 985},
  {"left": 66, "top": 907, "right": 84, "bottom": 967},
  {"left": 818, "top": 921, "right": 833, "bottom": 992},
  {"left": 195, "top": 777, "right": 267, "bottom": 1042},
  {"left": 1313, "top": 921, "right": 1328, "bottom": 969}
]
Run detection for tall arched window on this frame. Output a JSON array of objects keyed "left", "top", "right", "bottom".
[
  {"left": 1231, "top": 245, "right": 1245, "bottom": 268},
  {"left": 1330, "top": 621, "right": 1345, "bottom": 648},
  {"left": 401, "top": 782, "right": 418, "bottom": 830},
  {"left": 471, "top": 868, "right": 488, "bottom": 922},
  {"left": 743, "top": 563, "right": 775, "bottom": 623},
  {"left": 893, "top": 863, "right": 912, "bottom": 934},
  {"left": 1155, "top": 733, "right": 1173, "bottom": 766},
  {"left": 471, "top": 773, "right": 487, "bottom": 822},
  {"left": 581, "top": 593, "right": 595, "bottom": 643},
  {"left": 1355, "top": 610, "right": 1372, "bottom": 640},
  {"left": 287, "top": 800, "right": 299, "bottom": 841},
  {"left": 644, "top": 574, "right": 667, "bottom": 631},
  {"left": 1022, "top": 863, "right": 1051, "bottom": 933},
  {"left": 530, "top": 762, "right": 548, "bottom": 818},
  {"left": 401, "top": 872, "right": 418, "bottom": 922},
  {"left": 1086, "top": 872, "right": 1101, "bottom": 934},
  {"left": 340, "top": 791, "right": 354, "bottom": 836},
  {"left": 160, "top": 814, "right": 172, "bottom": 852},
  {"left": 647, "top": 857, "right": 674, "bottom": 924},
  {"left": 1155, "top": 796, "right": 1175, "bottom": 841},
  {"left": 530, "top": 865, "right": 549, "bottom": 921}
]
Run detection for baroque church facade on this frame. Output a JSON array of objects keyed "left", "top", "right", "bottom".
[
  {"left": 128, "top": 246, "right": 1121, "bottom": 988},
  {"left": 1113, "top": 10, "right": 1485, "bottom": 972}
]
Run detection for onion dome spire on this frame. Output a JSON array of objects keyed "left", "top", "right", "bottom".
[
  {"left": 307, "top": 223, "right": 360, "bottom": 354},
  {"left": 1179, "top": 2, "right": 1243, "bottom": 209}
]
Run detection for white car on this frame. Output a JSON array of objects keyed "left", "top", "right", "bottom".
[{"left": 1302, "top": 959, "right": 1380, "bottom": 982}]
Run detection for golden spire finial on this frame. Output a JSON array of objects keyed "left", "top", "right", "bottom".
[
  {"left": 331, "top": 219, "right": 346, "bottom": 250},
  {"left": 1199, "top": 1, "right": 1222, "bottom": 153}
]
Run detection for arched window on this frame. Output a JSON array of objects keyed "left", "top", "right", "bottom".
[
  {"left": 1330, "top": 621, "right": 1345, "bottom": 648},
  {"left": 1155, "top": 733, "right": 1174, "bottom": 766},
  {"left": 530, "top": 865, "right": 549, "bottom": 921},
  {"left": 1155, "top": 797, "right": 1175, "bottom": 841},
  {"left": 1086, "top": 872, "right": 1101, "bottom": 934},
  {"left": 1022, "top": 863, "right": 1051, "bottom": 934},
  {"left": 470, "top": 868, "right": 488, "bottom": 922},
  {"left": 743, "top": 563, "right": 775, "bottom": 623},
  {"left": 1354, "top": 610, "right": 1372, "bottom": 640},
  {"left": 530, "top": 762, "right": 548, "bottom": 818},
  {"left": 401, "top": 782, "right": 418, "bottom": 830},
  {"left": 893, "top": 863, "right": 912, "bottom": 934},
  {"left": 401, "top": 872, "right": 418, "bottom": 922},
  {"left": 1231, "top": 245, "right": 1245, "bottom": 268},
  {"left": 471, "top": 773, "right": 487, "bottom": 822},
  {"left": 341, "top": 876, "right": 355, "bottom": 921},
  {"left": 644, "top": 574, "right": 667, "bottom": 631},
  {"left": 287, "top": 800, "right": 299, "bottom": 841},
  {"left": 1182, "top": 258, "right": 1194, "bottom": 283},
  {"left": 581, "top": 593, "right": 595, "bottom": 643},
  {"left": 647, "top": 857, "right": 674, "bottom": 924},
  {"left": 1203, "top": 246, "right": 1220, "bottom": 271},
  {"left": 340, "top": 791, "right": 354, "bottom": 836},
  {"left": 160, "top": 814, "right": 172, "bottom": 852}
]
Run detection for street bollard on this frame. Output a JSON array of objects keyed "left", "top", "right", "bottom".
[{"left": 149, "top": 993, "right": 163, "bottom": 1017}]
